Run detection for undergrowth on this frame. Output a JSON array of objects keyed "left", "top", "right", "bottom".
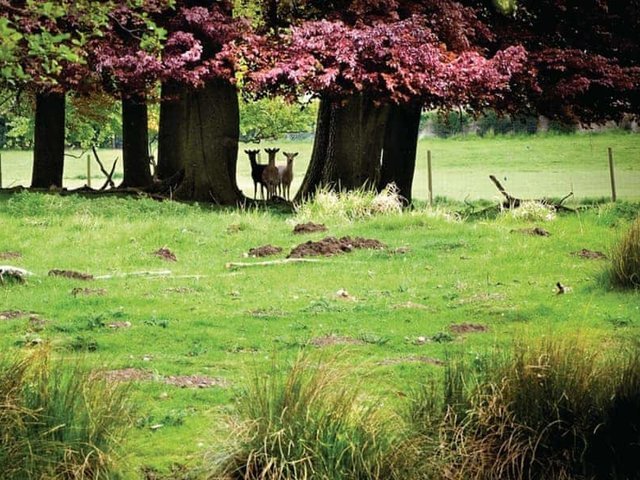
[
  {"left": 212, "top": 354, "right": 406, "bottom": 480},
  {"left": 409, "top": 341, "right": 640, "bottom": 480},
  {"left": 0, "top": 348, "right": 133, "bottom": 479}
]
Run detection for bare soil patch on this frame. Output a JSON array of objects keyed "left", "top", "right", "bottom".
[
  {"left": 288, "top": 236, "right": 386, "bottom": 258},
  {"left": 293, "top": 222, "right": 328, "bottom": 234},
  {"left": 377, "top": 356, "right": 444, "bottom": 366},
  {"left": 0, "top": 310, "right": 30, "bottom": 320},
  {"left": 511, "top": 227, "right": 550, "bottom": 237},
  {"left": 103, "top": 368, "right": 153, "bottom": 382},
  {"left": 449, "top": 323, "right": 489, "bottom": 334},
  {"left": 72, "top": 287, "right": 106, "bottom": 297},
  {"left": 0, "top": 251, "right": 22, "bottom": 260},
  {"left": 164, "top": 375, "right": 227, "bottom": 388},
  {"left": 248, "top": 244, "right": 283, "bottom": 257},
  {"left": 572, "top": 248, "right": 607, "bottom": 260},
  {"left": 154, "top": 247, "right": 177, "bottom": 262},
  {"left": 48, "top": 269, "right": 94, "bottom": 280},
  {"left": 310, "top": 334, "right": 365, "bottom": 347}
]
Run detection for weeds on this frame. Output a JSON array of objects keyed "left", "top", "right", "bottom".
[
  {"left": 0, "top": 348, "right": 133, "bottom": 479},
  {"left": 609, "top": 216, "right": 640, "bottom": 288}
]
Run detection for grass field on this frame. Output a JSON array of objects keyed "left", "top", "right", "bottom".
[
  {"left": 1, "top": 131, "right": 639, "bottom": 201},
  {"left": 0, "top": 189, "right": 639, "bottom": 477}
]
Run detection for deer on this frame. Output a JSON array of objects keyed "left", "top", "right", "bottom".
[
  {"left": 245, "top": 149, "right": 266, "bottom": 199},
  {"left": 278, "top": 152, "right": 298, "bottom": 201},
  {"left": 262, "top": 148, "right": 281, "bottom": 200}
]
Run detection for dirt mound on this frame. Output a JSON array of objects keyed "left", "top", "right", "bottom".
[
  {"left": 0, "top": 251, "right": 21, "bottom": 260},
  {"left": 49, "top": 269, "right": 94, "bottom": 280},
  {"left": 164, "top": 375, "right": 227, "bottom": 388},
  {"left": 511, "top": 227, "right": 550, "bottom": 237},
  {"left": 293, "top": 222, "right": 327, "bottom": 234},
  {"left": 154, "top": 247, "right": 177, "bottom": 262},
  {"left": 572, "top": 248, "right": 607, "bottom": 260},
  {"left": 248, "top": 244, "right": 283, "bottom": 257},
  {"left": 288, "top": 236, "right": 386, "bottom": 258},
  {"left": 449, "top": 323, "right": 489, "bottom": 334},
  {"left": 310, "top": 334, "right": 365, "bottom": 347}
]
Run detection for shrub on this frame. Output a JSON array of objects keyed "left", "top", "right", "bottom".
[
  {"left": 610, "top": 216, "right": 640, "bottom": 288},
  {"left": 409, "top": 341, "right": 640, "bottom": 480},
  {"left": 213, "top": 355, "right": 406, "bottom": 480},
  {"left": 0, "top": 348, "right": 133, "bottom": 479}
]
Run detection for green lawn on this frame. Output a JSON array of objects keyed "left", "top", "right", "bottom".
[
  {"left": 0, "top": 191, "right": 638, "bottom": 477},
  {"left": 1, "top": 131, "right": 639, "bottom": 201}
]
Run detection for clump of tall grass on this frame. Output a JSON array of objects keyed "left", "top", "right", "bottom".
[
  {"left": 0, "top": 348, "right": 133, "bottom": 479},
  {"left": 502, "top": 200, "right": 556, "bottom": 222},
  {"left": 409, "top": 341, "right": 640, "bottom": 480},
  {"left": 293, "top": 184, "right": 403, "bottom": 223},
  {"left": 609, "top": 216, "right": 640, "bottom": 288},
  {"left": 212, "top": 355, "right": 406, "bottom": 479}
]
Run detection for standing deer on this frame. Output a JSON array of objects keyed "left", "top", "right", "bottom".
[
  {"left": 278, "top": 152, "right": 298, "bottom": 201},
  {"left": 246, "top": 149, "right": 266, "bottom": 199},
  {"left": 262, "top": 148, "right": 280, "bottom": 200}
]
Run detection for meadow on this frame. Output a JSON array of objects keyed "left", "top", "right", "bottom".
[
  {"left": 1, "top": 130, "right": 639, "bottom": 201},
  {"left": 0, "top": 184, "right": 639, "bottom": 477}
]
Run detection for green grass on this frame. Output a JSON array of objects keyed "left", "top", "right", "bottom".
[
  {"left": 1, "top": 131, "right": 639, "bottom": 201},
  {"left": 0, "top": 192, "right": 639, "bottom": 477}
]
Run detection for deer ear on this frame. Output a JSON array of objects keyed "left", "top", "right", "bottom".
[{"left": 293, "top": 153, "right": 299, "bottom": 157}]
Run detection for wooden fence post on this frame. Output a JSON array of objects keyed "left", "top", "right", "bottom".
[
  {"left": 608, "top": 147, "right": 617, "bottom": 202},
  {"left": 427, "top": 150, "right": 433, "bottom": 206},
  {"left": 86, "top": 154, "right": 91, "bottom": 188}
]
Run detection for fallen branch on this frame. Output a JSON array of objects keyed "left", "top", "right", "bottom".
[
  {"left": 225, "top": 258, "right": 321, "bottom": 270},
  {"left": 92, "top": 146, "right": 118, "bottom": 189},
  {"left": 94, "top": 270, "right": 173, "bottom": 279},
  {"left": 488, "top": 175, "right": 575, "bottom": 212}
]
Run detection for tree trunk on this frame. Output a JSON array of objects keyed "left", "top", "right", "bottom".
[
  {"left": 157, "top": 82, "right": 186, "bottom": 180},
  {"left": 295, "top": 94, "right": 389, "bottom": 200},
  {"left": 173, "top": 79, "right": 243, "bottom": 204},
  {"left": 121, "top": 94, "right": 152, "bottom": 188},
  {"left": 379, "top": 102, "right": 422, "bottom": 204},
  {"left": 32, "top": 91, "right": 65, "bottom": 188}
]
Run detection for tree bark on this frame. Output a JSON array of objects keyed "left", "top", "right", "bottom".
[
  {"left": 121, "top": 94, "right": 152, "bottom": 188},
  {"left": 32, "top": 91, "right": 65, "bottom": 188},
  {"left": 296, "top": 94, "right": 389, "bottom": 200},
  {"left": 379, "top": 102, "right": 422, "bottom": 204},
  {"left": 173, "top": 79, "right": 243, "bottom": 204},
  {"left": 157, "top": 82, "right": 186, "bottom": 180}
]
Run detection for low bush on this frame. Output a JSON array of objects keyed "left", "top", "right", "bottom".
[
  {"left": 213, "top": 355, "right": 406, "bottom": 480},
  {"left": 0, "top": 348, "right": 132, "bottom": 479},
  {"left": 409, "top": 341, "right": 640, "bottom": 480},
  {"left": 610, "top": 216, "right": 640, "bottom": 288}
]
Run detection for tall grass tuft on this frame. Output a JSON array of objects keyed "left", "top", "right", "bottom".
[
  {"left": 213, "top": 355, "right": 406, "bottom": 480},
  {"left": 409, "top": 341, "right": 640, "bottom": 480},
  {"left": 610, "top": 216, "right": 640, "bottom": 288},
  {"left": 293, "top": 184, "right": 403, "bottom": 223},
  {"left": 0, "top": 348, "right": 133, "bottom": 479}
]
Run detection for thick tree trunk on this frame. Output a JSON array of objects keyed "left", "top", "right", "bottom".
[
  {"left": 121, "top": 94, "right": 152, "bottom": 188},
  {"left": 379, "top": 102, "right": 422, "bottom": 204},
  {"left": 157, "top": 82, "right": 186, "bottom": 180},
  {"left": 295, "top": 94, "right": 389, "bottom": 200},
  {"left": 173, "top": 79, "right": 243, "bottom": 204},
  {"left": 32, "top": 91, "right": 65, "bottom": 188}
]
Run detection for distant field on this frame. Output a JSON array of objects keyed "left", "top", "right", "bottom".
[{"left": 1, "top": 131, "right": 638, "bottom": 201}]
